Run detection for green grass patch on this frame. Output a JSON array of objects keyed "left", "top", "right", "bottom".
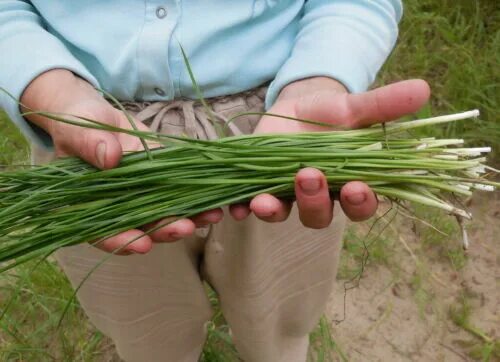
[
  {"left": 412, "top": 205, "right": 466, "bottom": 269},
  {"left": 0, "top": 260, "right": 111, "bottom": 361},
  {"left": 0, "top": 111, "right": 29, "bottom": 166},
  {"left": 338, "top": 222, "right": 396, "bottom": 281},
  {"left": 449, "top": 294, "right": 500, "bottom": 361},
  {"left": 379, "top": 0, "right": 500, "bottom": 157}
]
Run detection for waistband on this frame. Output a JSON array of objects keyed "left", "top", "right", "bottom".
[{"left": 122, "top": 86, "right": 267, "bottom": 140}]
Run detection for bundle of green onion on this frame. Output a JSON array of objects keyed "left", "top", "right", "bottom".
[{"left": 0, "top": 110, "right": 498, "bottom": 272}]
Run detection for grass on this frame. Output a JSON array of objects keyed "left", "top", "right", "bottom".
[
  {"left": 1, "top": 0, "right": 500, "bottom": 360},
  {"left": 2, "top": 109, "right": 494, "bottom": 273},
  {"left": 0, "top": 111, "right": 28, "bottom": 166},
  {"left": 449, "top": 294, "right": 500, "bottom": 361},
  {"left": 0, "top": 260, "right": 112, "bottom": 361},
  {"left": 379, "top": 0, "right": 500, "bottom": 157}
]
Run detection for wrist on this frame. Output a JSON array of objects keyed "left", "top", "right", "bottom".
[
  {"left": 255, "top": 77, "right": 350, "bottom": 134},
  {"left": 276, "top": 77, "right": 348, "bottom": 103}
]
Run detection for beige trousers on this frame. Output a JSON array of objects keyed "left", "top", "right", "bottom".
[{"left": 32, "top": 88, "right": 346, "bottom": 362}]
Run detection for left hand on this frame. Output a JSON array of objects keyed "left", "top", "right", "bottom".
[{"left": 229, "top": 77, "right": 431, "bottom": 227}]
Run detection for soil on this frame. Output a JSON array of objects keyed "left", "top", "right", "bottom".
[{"left": 326, "top": 192, "right": 499, "bottom": 361}]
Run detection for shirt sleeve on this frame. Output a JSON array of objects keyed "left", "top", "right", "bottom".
[
  {"left": 0, "top": 1, "right": 99, "bottom": 149},
  {"left": 265, "top": 0, "right": 403, "bottom": 109}
]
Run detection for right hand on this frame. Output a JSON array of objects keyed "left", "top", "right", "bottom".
[{"left": 21, "top": 69, "right": 223, "bottom": 255}]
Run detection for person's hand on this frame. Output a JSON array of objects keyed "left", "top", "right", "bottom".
[
  {"left": 229, "top": 77, "right": 431, "bottom": 227},
  {"left": 22, "top": 69, "right": 223, "bottom": 254}
]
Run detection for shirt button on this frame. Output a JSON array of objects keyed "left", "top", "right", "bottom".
[
  {"left": 156, "top": 6, "right": 167, "bottom": 19},
  {"left": 154, "top": 87, "right": 166, "bottom": 96}
]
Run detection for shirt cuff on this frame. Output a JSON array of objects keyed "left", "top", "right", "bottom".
[
  {"left": 265, "top": 0, "right": 401, "bottom": 109},
  {"left": 0, "top": 33, "right": 99, "bottom": 150}
]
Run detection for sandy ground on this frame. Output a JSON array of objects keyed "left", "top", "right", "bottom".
[{"left": 326, "top": 192, "right": 499, "bottom": 361}]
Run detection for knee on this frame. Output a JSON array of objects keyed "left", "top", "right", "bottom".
[{"left": 113, "top": 309, "right": 213, "bottom": 362}]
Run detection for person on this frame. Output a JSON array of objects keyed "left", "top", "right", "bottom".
[{"left": 0, "top": 1, "right": 430, "bottom": 361}]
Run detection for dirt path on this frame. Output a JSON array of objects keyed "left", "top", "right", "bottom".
[{"left": 326, "top": 193, "right": 499, "bottom": 361}]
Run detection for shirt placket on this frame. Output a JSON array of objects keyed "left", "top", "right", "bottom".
[{"left": 137, "top": 0, "right": 179, "bottom": 100}]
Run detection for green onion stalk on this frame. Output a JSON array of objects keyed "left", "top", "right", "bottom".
[{"left": 0, "top": 109, "right": 498, "bottom": 272}]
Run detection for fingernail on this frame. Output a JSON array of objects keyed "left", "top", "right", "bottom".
[
  {"left": 96, "top": 142, "right": 106, "bottom": 169},
  {"left": 346, "top": 192, "right": 366, "bottom": 205},
  {"left": 300, "top": 178, "right": 321, "bottom": 196}
]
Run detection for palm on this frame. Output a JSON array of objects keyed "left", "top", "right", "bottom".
[
  {"left": 246, "top": 79, "right": 431, "bottom": 227},
  {"left": 256, "top": 93, "right": 346, "bottom": 134}
]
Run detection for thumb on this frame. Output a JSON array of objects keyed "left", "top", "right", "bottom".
[
  {"left": 295, "top": 79, "right": 431, "bottom": 129},
  {"left": 55, "top": 117, "right": 123, "bottom": 170}
]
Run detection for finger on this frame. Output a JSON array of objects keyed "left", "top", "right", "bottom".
[
  {"left": 144, "top": 218, "right": 196, "bottom": 243},
  {"left": 339, "top": 181, "right": 378, "bottom": 222},
  {"left": 191, "top": 208, "right": 224, "bottom": 227},
  {"left": 295, "top": 79, "right": 431, "bottom": 128},
  {"left": 229, "top": 203, "right": 252, "bottom": 221},
  {"left": 56, "top": 123, "right": 123, "bottom": 170},
  {"left": 249, "top": 194, "right": 292, "bottom": 223},
  {"left": 295, "top": 168, "right": 333, "bottom": 228},
  {"left": 94, "top": 229, "right": 153, "bottom": 255}
]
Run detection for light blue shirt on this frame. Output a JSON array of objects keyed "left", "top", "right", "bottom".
[{"left": 0, "top": 0, "right": 402, "bottom": 148}]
